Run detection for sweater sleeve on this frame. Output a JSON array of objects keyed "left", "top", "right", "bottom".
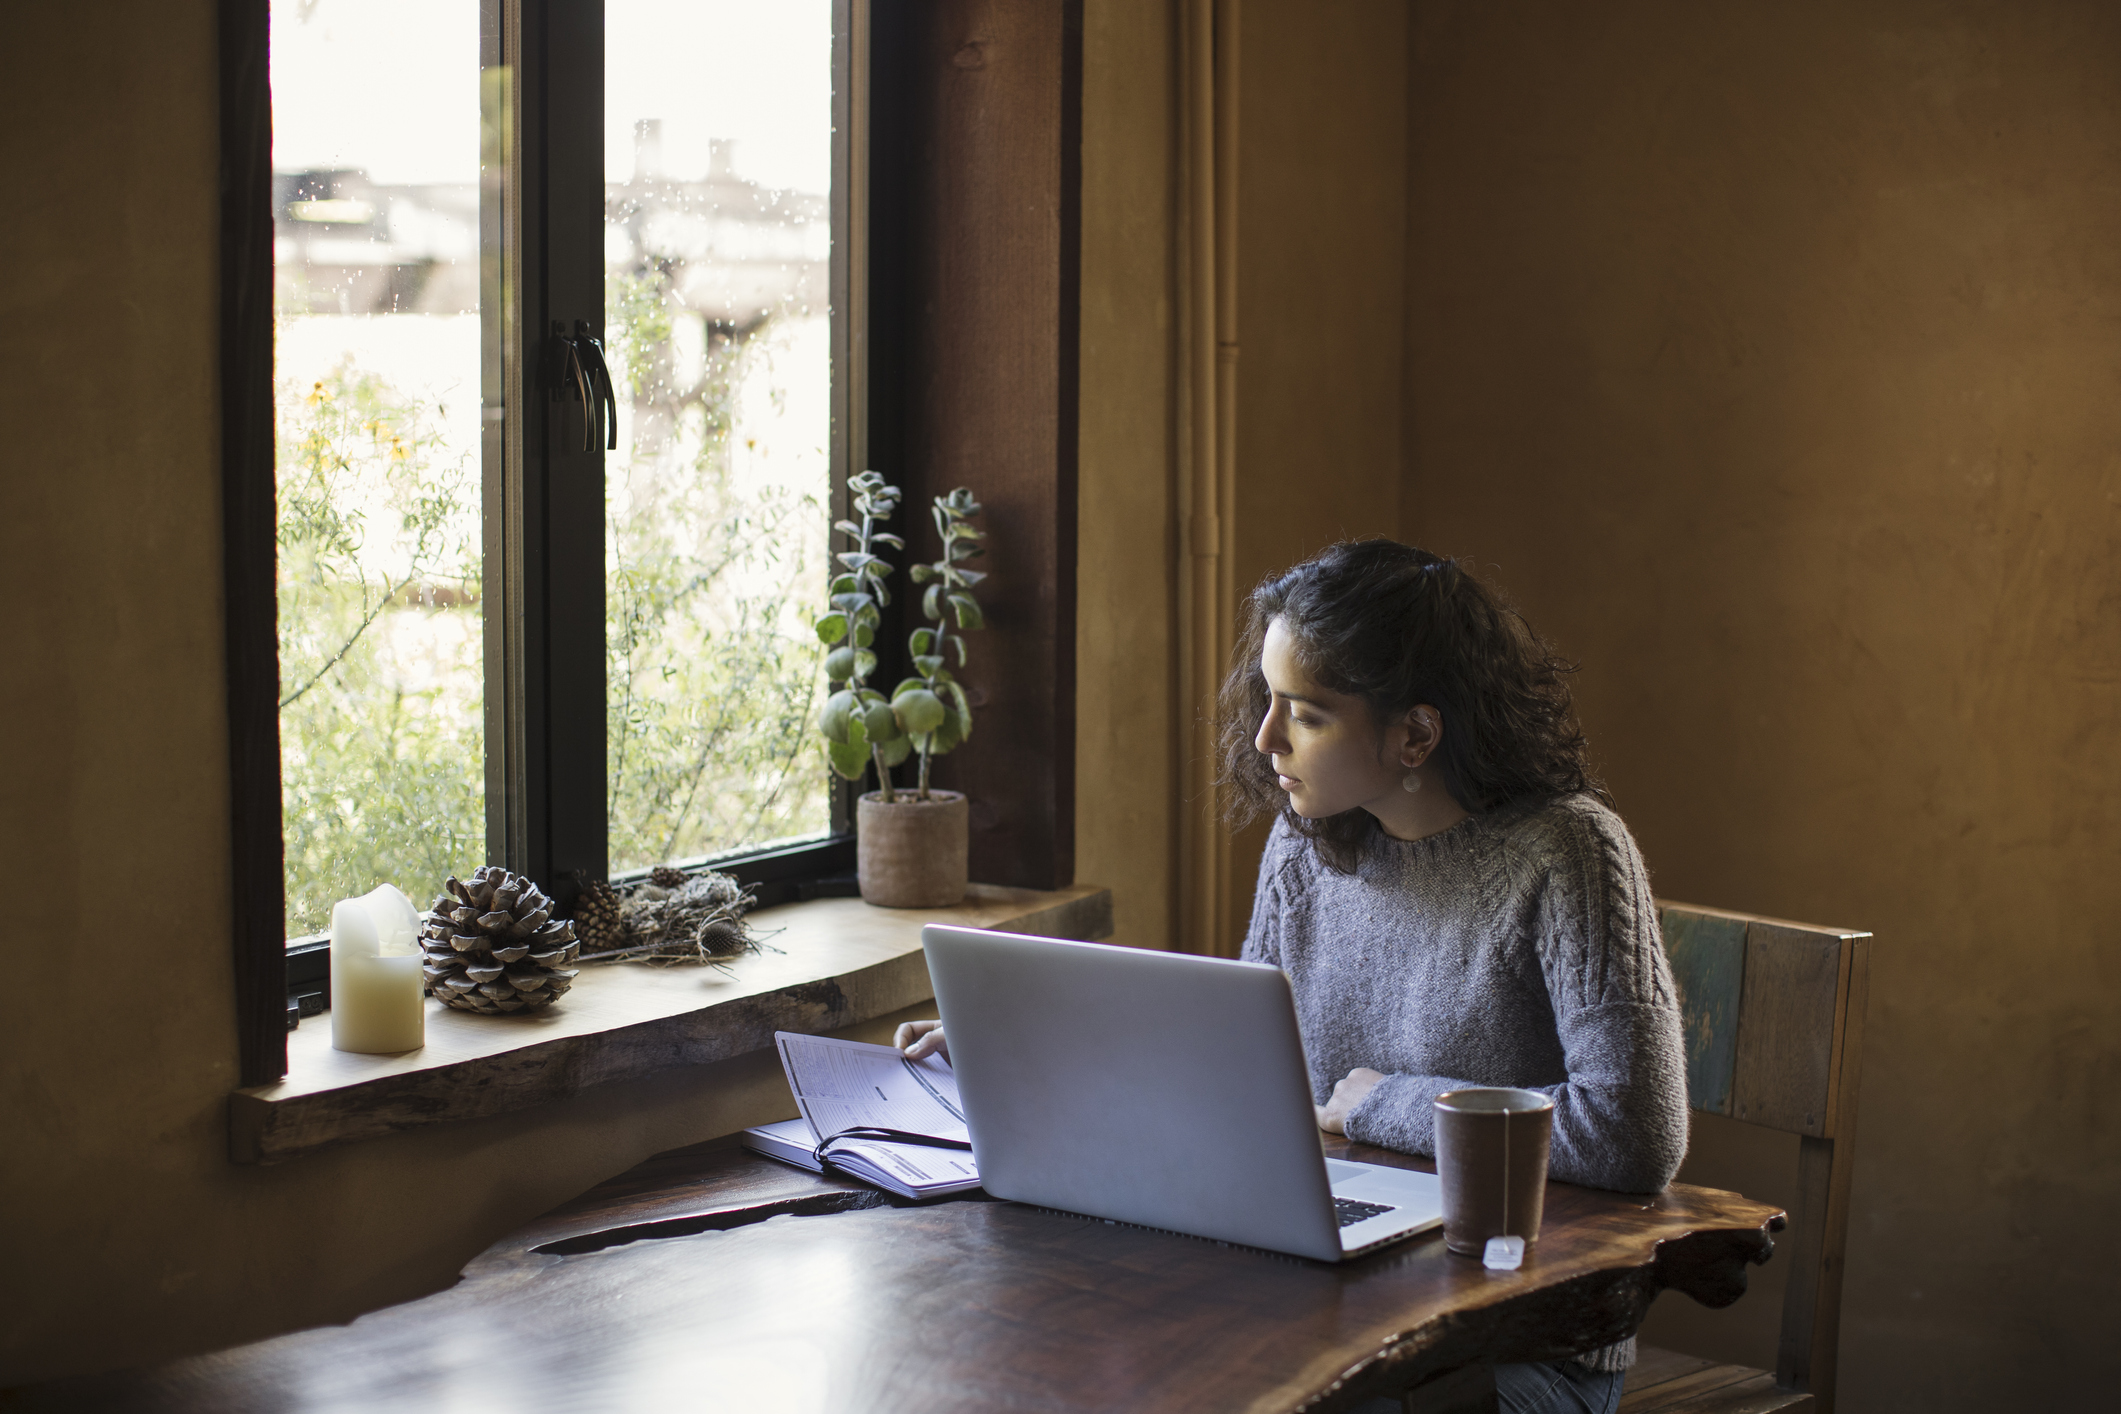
[{"left": 1345, "top": 803, "right": 1690, "bottom": 1193}]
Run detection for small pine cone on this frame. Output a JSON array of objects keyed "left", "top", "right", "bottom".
[
  {"left": 575, "top": 881, "right": 624, "bottom": 952},
  {"left": 648, "top": 865, "right": 688, "bottom": 889},
  {"left": 420, "top": 866, "right": 580, "bottom": 1015}
]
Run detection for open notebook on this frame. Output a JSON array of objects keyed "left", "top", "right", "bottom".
[{"left": 743, "top": 1032, "right": 982, "bottom": 1200}]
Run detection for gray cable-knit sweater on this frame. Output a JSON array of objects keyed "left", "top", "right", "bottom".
[{"left": 1241, "top": 792, "right": 1689, "bottom": 1374}]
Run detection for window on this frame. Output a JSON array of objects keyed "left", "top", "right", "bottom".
[
  {"left": 235, "top": 0, "right": 863, "bottom": 1063},
  {"left": 225, "top": 0, "right": 1079, "bottom": 1087},
  {"left": 269, "top": 1, "right": 488, "bottom": 941},
  {"left": 599, "top": 2, "right": 838, "bottom": 875}
]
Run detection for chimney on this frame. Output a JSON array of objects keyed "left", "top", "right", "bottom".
[
  {"left": 633, "top": 119, "right": 663, "bottom": 181},
  {"left": 709, "top": 138, "right": 734, "bottom": 179}
]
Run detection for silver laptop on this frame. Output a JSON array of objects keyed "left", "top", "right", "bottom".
[{"left": 921, "top": 925, "right": 1444, "bottom": 1262}]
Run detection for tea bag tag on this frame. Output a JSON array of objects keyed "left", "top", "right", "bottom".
[{"left": 1483, "top": 1235, "right": 1525, "bottom": 1270}]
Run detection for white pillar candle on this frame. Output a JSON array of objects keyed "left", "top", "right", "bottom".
[{"left": 330, "top": 884, "right": 426, "bottom": 1054}]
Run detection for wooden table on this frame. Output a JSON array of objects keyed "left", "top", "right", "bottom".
[{"left": 21, "top": 1133, "right": 1783, "bottom": 1412}]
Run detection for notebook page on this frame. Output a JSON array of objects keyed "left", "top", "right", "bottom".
[
  {"left": 776, "top": 1031, "right": 970, "bottom": 1145},
  {"left": 833, "top": 1137, "right": 981, "bottom": 1193}
]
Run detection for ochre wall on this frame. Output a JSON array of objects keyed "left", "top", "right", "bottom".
[
  {"left": 1074, "top": 0, "right": 1180, "bottom": 948},
  {"left": 1226, "top": 0, "right": 1410, "bottom": 945},
  {"left": 0, "top": 0, "right": 1187, "bottom": 1387},
  {"left": 1402, "top": 1, "right": 2120, "bottom": 1406},
  {"left": 1075, "top": 0, "right": 1416, "bottom": 953}
]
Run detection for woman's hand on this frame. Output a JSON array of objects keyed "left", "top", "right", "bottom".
[
  {"left": 894, "top": 1019, "right": 949, "bottom": 1061},
  {"left": 1315, "top": 1067, "right": 1385, "bottom": 1134}
]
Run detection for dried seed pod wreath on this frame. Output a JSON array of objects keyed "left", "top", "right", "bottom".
[{"left": 572, "top": 866, "right": 767, "bottom": 969}]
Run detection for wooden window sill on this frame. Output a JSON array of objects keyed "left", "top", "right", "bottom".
[{"left": 230, "top": 883, "right": 1113, "bottom": 1165}]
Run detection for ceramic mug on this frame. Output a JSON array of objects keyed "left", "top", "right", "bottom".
[{"left": 1433, "top": 1087, "right": 1555, "bottom": 1258}]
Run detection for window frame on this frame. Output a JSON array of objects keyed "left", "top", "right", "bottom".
[
  {"left": 495, "top": 0, "right": 864, "bottom": 901},
  {"left": 220, "top": 0, "right": 287, "bottom": 1087},
  {"left": 224, "top": 0, "right": 865, "bottom": 1083},
  {"left": 227, "top": 0, "right": 1083, "bottom": 1090}
]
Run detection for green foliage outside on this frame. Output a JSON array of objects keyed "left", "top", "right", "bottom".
[
  {"left": 276, "top": 362, "right": 483, "bottom": 937},
  {"left": 275, "top": 273, "right": 829, "bottom": 936},
  {"left": 602, "top": 266, "right": 829, "bottom": 872}
]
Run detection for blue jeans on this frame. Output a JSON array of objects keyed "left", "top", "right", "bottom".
[
  {"left": 1494, "top": 1359, "right": 1624, "bottom": 1414},
  {"left": 1353, "top": 1360, "right": 1625, "bottom": 1414}
]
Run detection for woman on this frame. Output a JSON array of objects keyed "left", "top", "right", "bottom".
[
  {"left": 903, "top": 540, "right": 1686, "bottom": 1413},
  {"left": 1225, "top": 539, "right": 1687, "bottom": 1414}
]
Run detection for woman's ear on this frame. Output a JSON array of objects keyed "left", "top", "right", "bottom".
[{"left": 1400, "top": 705, "right": 1444, "bottom": 768}]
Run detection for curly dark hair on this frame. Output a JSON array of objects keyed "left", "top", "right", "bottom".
[{"left": 1218, "top": 539, "right": 1604, "bottom": 873}]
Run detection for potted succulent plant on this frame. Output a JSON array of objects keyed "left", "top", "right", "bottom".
[{"left": 814, "top": 474, "right": 985, "bottom": 907}]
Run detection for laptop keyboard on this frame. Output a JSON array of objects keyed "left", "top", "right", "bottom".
[{"left": 1334, "top": 1197, "right": 1398, "bottom": 1228}]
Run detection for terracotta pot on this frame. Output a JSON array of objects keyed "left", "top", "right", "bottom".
[{"left": 856, "top": 790, "right": 969, "bottom": 908}]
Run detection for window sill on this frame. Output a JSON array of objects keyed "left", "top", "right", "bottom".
[{"left": 230, "top": 883, "right": 1113, "bottom": 1165}]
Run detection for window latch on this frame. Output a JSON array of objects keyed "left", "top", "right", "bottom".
[
  {"left": 549, "top": 322, "right": 619, "bottom": 453},
  {"left": 573, "top": 321, "right": 619, "bottom": 452}
]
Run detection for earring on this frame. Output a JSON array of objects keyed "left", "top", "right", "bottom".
[{"left": 1402, "top": 768, "right": 1422, "bottom": 794}]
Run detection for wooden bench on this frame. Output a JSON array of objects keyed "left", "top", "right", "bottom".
[{"left": 1621, "top": 902, "right": 1873, "bottom": 1414}]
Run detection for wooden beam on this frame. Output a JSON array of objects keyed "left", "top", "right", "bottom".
[
  {"left": 217, "top": 0, "right": 288, "bottom": 1086},
  {"left": 869, "top": 0, "right": 1083, "bottom": 891},
  {"left": 1176, "top": 0, "right": 1241, "bottom": 957}
]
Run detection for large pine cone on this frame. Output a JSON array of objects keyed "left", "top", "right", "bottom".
[{"left": 422, "top": 866, "right": 580, "bottom": 1014}]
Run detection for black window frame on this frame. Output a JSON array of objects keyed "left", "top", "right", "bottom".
[{"left": 223, "top": 0, "right": 867, "bottom": 1084}]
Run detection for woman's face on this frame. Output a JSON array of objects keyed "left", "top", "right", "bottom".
[{"left": 1253, "top": 617, "right": 1405, "bottom": 821}]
